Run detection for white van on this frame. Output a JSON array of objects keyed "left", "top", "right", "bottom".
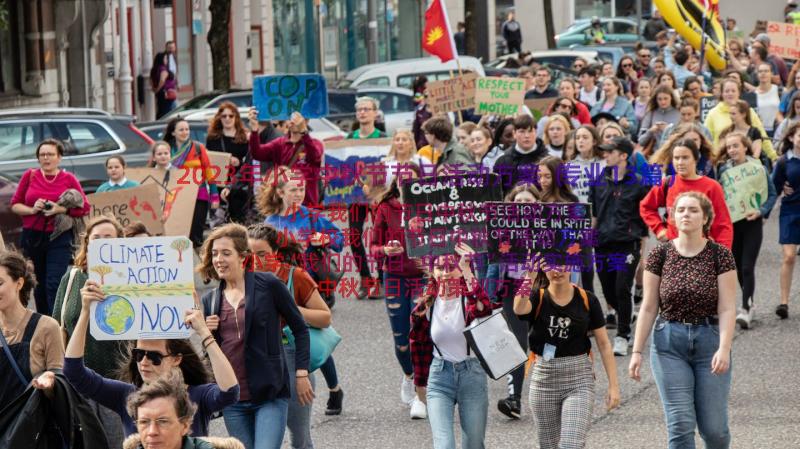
[{"left": 338, "top": 56, "right": 486, "bottom": 90}]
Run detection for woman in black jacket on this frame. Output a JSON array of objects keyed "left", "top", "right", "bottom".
[{"left": 199, "top": 223, "right": 311, "bottom": 449}]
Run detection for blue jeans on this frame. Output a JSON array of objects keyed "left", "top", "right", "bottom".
[
  {"left": 318, "top": 356, "right": 338, "bottom": 389},
  {"left": 284, "top": 342, "right": 315, "bottom": 449},
  {"left": 650, "top": 318, "right": 732, "bottom": 449},
  {"left": 21, "top": 229, "right": 73, "bottom": 316},
  {"left": 426, "top": 358, "right": 488, "bottom": 449},
  {"left": 223, "top": 398, "right": 290, "bottom": 449},
  {"left": 485, "top": 263, "right": 502, "bottom": 303},
  {"left": 383, "top": 273, "right": 419, "bottom": 376}
]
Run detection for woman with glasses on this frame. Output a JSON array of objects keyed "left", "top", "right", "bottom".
[
  {"left": 616, "top": 56, "right": 641, "bottom": 99},
  {"left": 537, "top": 97, "right": 581, "bottom": 137},
  {"left": 11, "top": 139, "right": 90, "bottom": 316},
  {"left": 557, "top": 78, "right": 592, "bottom": 124},
  {"left": 63, "top": 269, "right": 239, "bottom": 438},
  {"left": 207, "top": 102, "right": 252, "bottom": 224}
]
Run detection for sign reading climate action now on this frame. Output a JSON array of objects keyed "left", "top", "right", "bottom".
[
  {"left": 474, "top": 77, "right": 525, "bottom": 116},
  {"left": 87, "top": 236, "right": 195, "bottom": 341},
  {"left": 402, "top": 174, "right": 502, "bottom": 258},
  {"left": 486, "top": 202, "right": 595, "bottom": 263}
]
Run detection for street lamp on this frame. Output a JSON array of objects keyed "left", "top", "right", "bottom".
[{"left": 117, "top": 0, "right": 133, "bottom": 114}]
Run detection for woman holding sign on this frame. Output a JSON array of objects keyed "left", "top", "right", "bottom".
[
  {"left": 62, "top": 283, "right": 239, "bottom": 438},
  {"left": 409, "top": 242, "right": 493, "bottom": 449},
  {"left": 199, "top": 223, "right": 311, "bottom": 449},
  {"left": 164, "top": 117, "right": 220, "bottom": 248},
  {"left": 715, "top": 132, "right": 777, "bottom": 329}
]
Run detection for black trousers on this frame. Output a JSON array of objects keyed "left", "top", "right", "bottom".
[
  {"left": 595, "top": 241, "right": 640, "bottom": 339},
  {"left": 732, "top": 218, "right": 763, "bottom": 310},
  {"left": 501, "top": 275, "right": 529, "bottom": 399},
  {"left": 190, "top": 199, "right": 209, "bottom": 248},
  {"left": 348, "top": 203, "right": 374, "bottom": 279}
]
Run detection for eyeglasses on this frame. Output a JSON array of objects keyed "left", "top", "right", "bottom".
[
  {"left": 132, "top": 348, "right": 172, "bottom": 365},
  {"left": 557, "top": 103, "right": 572, "bottom": 109},
  {"left": 136, "top": 418, "right": 177, "bottom": 429},
  {"left": 639, "top": 53, "right": 651, "bottom": 58}
]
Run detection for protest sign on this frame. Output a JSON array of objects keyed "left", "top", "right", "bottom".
[
  {"left": 766, "top": 21, "right": 800, "bottom": 60},
  {"left": 699, "top": 96, "right": 719, "bottom": 123},
  {"left": 0, "top": 231, "right": 5, "bottom": 251},
  {"left": 485, "top": 202, "right": 595, "bottom": 263},
  {"left": 402, "top": 174, "right": 502, "bottom": 258},
  {"left": 206, "top": 151, "right": 233, "bottom": 186},
  {"left": 474, "top": 77, "right": 526, "bottom": 116},
  {"left": 86, "top": 184, "right": 165, "bottom": 235},
  {"left": 524, "top": 98, "right": 554, "bottom": 120},
  {"left": 127, "top": 168, "right": 200, "bottom": 237},
  {"left": 253, "top": 74, "right": 329, "bottom": 121},
  {"left": 322, "top": 138, "right": 392, "bottom": 205},
  {"left": 426, "top": 73, "right": 478, "bottom": 114},
  {"left": 87, "top": 236, "right": 195, "bottom": 340},
  {"left": 718, "top": 159, "right": 768, "bottom": 222}
]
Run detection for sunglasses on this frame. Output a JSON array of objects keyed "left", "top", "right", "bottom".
[
  {"left": 622, "top": 63, "right": 633, "bottom": 68},
  {"left": 220, "top": 114, "right": 235, "bottom": 119},
  {"left": 132, "top": 348, "right": 172, "bottom": 365},
  {"left": 557, "top": 103, "right": 572, "bottom": 108}
]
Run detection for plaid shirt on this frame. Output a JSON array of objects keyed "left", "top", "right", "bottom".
[{"left": 409, "top": 278, "right": 494, "bottom": 388}]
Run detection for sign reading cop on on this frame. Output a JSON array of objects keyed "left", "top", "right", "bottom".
[
  {"left": 253, "top": 74, "right": 329, "bottom": 121},
  {"left": 486, "top": 202, "right": 594, "bottom": 263},
  {"left": 402, "top": 174, "right": 502, "bottom": 258},
  {"left": 474, "top": 77, "right": 525, "bottom": 116},
  {"left": 88, "top": 236, "right": 195, "bottom": 340},
  {"left": 718, "top": 159, "right": 769, "bottom": 223},
  {"left": 426, "top": 73, "right": 478, "bottom": 114}
]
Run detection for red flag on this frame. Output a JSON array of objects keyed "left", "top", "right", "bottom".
[{"left": 422, "top": 0, "right": 457, "bottom": 63}]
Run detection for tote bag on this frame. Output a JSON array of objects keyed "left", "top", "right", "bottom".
[{"left": 463, "top": 309, "right": 527, "bottom": 380}]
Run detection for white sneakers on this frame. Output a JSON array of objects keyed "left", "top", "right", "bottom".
[
  {"left": 613, "top": 336, "right": 629, "bottom": 356},
  {"left": 401, "top": 375, "right": 416, "bottom": 405},
  {"left": 736, "top": 308, "right": 753, "bottom": 329},
  {"left": 410, "top": 396, "right": 428, "bottom": 419}
]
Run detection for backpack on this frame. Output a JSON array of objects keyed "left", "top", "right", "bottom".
[{"left": 523, "top": 284, "right": 592, "bottom": 376}]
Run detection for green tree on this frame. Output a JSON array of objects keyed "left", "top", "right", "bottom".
[
  {"left": 171, "top": 238, "right": 191, "bottom": 263},
  {"left": 91, "top": 265, "right": 113, "bottom": 285},
  {"left": 208, "top": 0, "right": 232, "bottom": 90}
]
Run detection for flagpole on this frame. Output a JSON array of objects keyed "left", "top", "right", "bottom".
[{"left": 448, "top": 67, "right": 464, "bottom": 123}]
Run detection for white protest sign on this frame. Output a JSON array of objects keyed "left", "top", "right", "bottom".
[{"left": 88, "top": 236, "right": 195, "bottom": 340}]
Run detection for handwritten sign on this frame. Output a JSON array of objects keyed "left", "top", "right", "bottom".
[
  {"left": 86, "top": 184, "right": 164, "bottom": 235},
  {"left": 766, "top": 21, "right": 800, "bottom": 60},
  {"left": 426, "top": 73, "right": 478, "bottom": 114},
  {"left": 253, "top": 74, "right": 329, "bottom": 121},
  {"left": 486, "top": 202, "right": 595, "bottom": 263},
  {"left": 207, "top": 151, "right": 233, "bottom": 186},
  {"left": 127, "top": 168, "right": 200, "bottom": 237},
  {"left": 699, "top": 96, "right": 719, "bottom": 123},
  {"left": 402, "top": 174, "right": 502, "bottom": 257},
  {"left": 474, "top": 77, "right": 526, "bottom": 116},
  {"left": 718, "top": 160, "right": 768, "bottom": 222},
  {"left": 322, "top": 138, "right": 392, "bottom": 205},
  {"left": 88, "top": 236, "right": 195, "bottom": 340}
]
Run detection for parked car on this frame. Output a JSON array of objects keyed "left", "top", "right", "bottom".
[
  {"left": 569, "top": 42, "right": 659, "bottom": 69},
  {"left": 337, "top": 56, "right": 486, "bottom": 89},
  {"left": 161, "top": 88, "right": 252, "bottom": 121},
  {"left": 356, "top": 87, "right": 415, "bottom": 134},
  {"left": 486, "top": 50, "right": 602, "bottom": 71},
  {"left": 0, "top": 108, "right": 153, "bottom": 193},
  {"left": 555, "top": 18, "right": 641, "bottom": 48},
  {"left": 0, "top": 171, "right": 23, "bottom": 248},
  {"left": 137, "top": 120, "right": 211, "bottom": 144}
]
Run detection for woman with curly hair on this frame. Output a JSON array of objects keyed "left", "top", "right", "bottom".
[{"left": 651, "top": 123, "right": 717, "bottom": 179}]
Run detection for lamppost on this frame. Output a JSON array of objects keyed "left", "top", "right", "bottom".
[
  {"left": 141, "top": 0, "right": 155, "bottom": 120},
  {"left": 117, "top": 0, "right": 133, "bottom": 114}
]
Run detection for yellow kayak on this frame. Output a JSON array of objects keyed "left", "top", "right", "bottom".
[{"left": 655, "top": 0, "right": 727, "bottom": 71}]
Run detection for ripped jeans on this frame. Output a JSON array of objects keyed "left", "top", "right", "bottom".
[{"left": 383, "top": 273, "right": 422, "bottom": 375}]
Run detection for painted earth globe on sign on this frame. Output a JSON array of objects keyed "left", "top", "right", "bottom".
[{"left": 95, "top": 295, "right": 135, "bottom": 335}]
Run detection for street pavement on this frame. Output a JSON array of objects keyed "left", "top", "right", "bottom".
[{"left": 206, "top": 206, "right": 800, "bottom": 448}]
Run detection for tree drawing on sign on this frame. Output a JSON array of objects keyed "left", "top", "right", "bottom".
[
  {"left": 171, "top": 238, "right": 191, "bottom": 263},
  {"left": 91, "top": 265, "right": 113, "bottom": 285}
]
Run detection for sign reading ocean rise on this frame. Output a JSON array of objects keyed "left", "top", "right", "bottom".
[
  {"left": 88, "top": 236, "right": 195, "bottom": 340},
  {"left": 253, "top": 74, "right": 329, "bottom": 121}
]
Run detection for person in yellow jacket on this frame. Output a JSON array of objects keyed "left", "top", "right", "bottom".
[{"left": 704, "top": 78, "right": 778, "bottom": 161}]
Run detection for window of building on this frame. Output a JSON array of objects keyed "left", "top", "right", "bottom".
[{"left": 0, "top": 0, "right": 20, "bottom": 94}]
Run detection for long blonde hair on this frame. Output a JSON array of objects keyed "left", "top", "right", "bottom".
[
  {"left": 256, "top": 166, "right": 304, "bottom": 216},
  {"left": 387, "top": 129, "right": 418, "bottom": 161}
]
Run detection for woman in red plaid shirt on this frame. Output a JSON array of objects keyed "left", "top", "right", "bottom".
[{"left": 409, "top": 242, "right": 494, "bottom": 449}]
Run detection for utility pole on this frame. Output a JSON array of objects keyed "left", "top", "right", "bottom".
[
  {"left": 367, "top": 0, "right": 378, "bottom": 63},
  {"left": 117, "top": 0, "right": 133, "bottom": 114}
]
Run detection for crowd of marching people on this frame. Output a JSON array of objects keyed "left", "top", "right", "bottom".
[{"left": 3, "top": 11, "right": 800, "bottom": 449}]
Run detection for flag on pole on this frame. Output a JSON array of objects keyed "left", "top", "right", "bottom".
[{"left": 422, "top": 0, "right": 458, "bottom": 63}]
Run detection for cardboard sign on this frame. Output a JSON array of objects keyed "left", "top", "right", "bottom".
[
  {"left": 426, "top": 73, "right": 478, "bottom": 114},
  {"left": 322, "top": 138, "right": 392, "bottom": 205},
  {"left": 127, "top": 168, "right": 200, "bottom": 237},
  {"left": 253, "top": 74, "right": 329, "bottom": 121},
  {"left": 718, "top": 160, "right": 769, "bottom": 222},
  {"left": 0, "top": 231, "right": 5, "bottom": 251},
  {"left": 699, "top": 96, "right": 719, "bottom": 123},
  {"left": 206, "top": 151, "right": 233, "bottom": 186},
  {"left": 486, "top": 202, "right": 595, "bottom": 263},
  {"left": 524, "top": 98, "right": 554, "bottom": 120},
  {"left": 88, "top": 236, "right": 195, "bottom": 340},
  {"left": 474, "top": 77, "right": 526, "bottom": 116},
  {"left": 766, "top": 21, "right": 800, "bottom": 60},
  {"left": 86, "top": 184, "right": 165, "bottom": 235},
  {"left": 402, "top": 174, "right": 502, "bottom": 258}
]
